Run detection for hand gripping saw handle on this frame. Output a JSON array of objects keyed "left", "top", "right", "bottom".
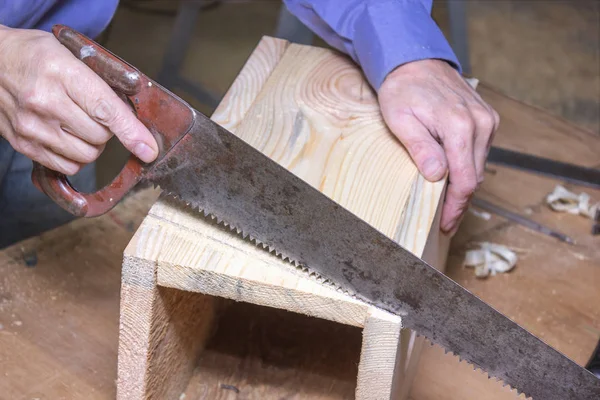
[{"left": 31, "top": 25, "right": 196, "bottom": 217}]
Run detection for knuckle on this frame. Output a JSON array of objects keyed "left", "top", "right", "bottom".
[
  {"left": 492, "top": 110, "right": 500, "bottom": 127},
  {"left": 473, "top": 107, "right": 495, "bottom": 132},
  {"left": 42, "top": 56, "right": 62, "bottom": 77},
  {"left": 451, "top": 110, "right": 475, "bottom": 134},
  {"left": 450, "top": 134, "right": 469, "bottom": 152},
  {"left": 457, "top": 180, "right": 478, "bottom": 198},
  {"left": 13, "top": 114, "right": 38, "bottom": 138},
  {"left": 89, "top": 98, "right": 118, "bottom": 126},
  {"left": 406, "top": 139, "right": 432, "bottom": 159},
  {"left": 21, "top": 90, "right": 50, "bottom": 113}
]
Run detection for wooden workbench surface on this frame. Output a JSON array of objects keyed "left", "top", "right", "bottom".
[{"left": 1, "top": 85, "right": 598, "bottom": 399}]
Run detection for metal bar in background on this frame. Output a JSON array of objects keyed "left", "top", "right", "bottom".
[
  {"left": 274, "top": 5, "right": 314, "bottom": 45},
  {"left": 471, "top": 197, "right": 576, "bottom": 245},
  {"left": 156, "top": 0, "right": 221, "bottom": 108},
  {"left": 447, "top": 0, "right": 471, "bottom": 75},
  {"left": 487, "top": 147, "right": 600, "bottom": 190}
]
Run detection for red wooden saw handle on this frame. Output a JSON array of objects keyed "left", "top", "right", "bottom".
[{"left": 31, "top": 25, "right": 194, "bottom": 217}]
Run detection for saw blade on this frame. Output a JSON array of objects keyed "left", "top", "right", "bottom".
[{"left": 146, "top": 112, "right": 600, "bottom": 399}]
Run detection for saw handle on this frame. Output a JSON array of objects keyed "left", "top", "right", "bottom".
[{"left": 31, "top": 25, "right": 194, "bottom": 217}]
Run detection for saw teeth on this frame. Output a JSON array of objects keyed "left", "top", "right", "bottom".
[
  {"left": 157, "top": 193, "right": 533, "bottom": 400},
  {"left": 415, "top": 335, "right": 531, "bottom": 399}
]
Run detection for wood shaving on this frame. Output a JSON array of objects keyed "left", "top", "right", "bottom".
[
  {"left": 465, "top": 77, "right": 479, "bottom": 89},
  {"left": 546, "top": 185, "right": 599, "bottom": 219},
  {"left": 464, "top": 242, "right": 517, "bottom": 278},
  {"left": 468, "top": 207, "right": 491, "bottom": 220}
]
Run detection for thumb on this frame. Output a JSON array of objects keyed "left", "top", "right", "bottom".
[
  {"left": 82, "top": 92, "right": 158, "bottom": 163},
  {"left": 386, "top": 114, "right": 448, "bottom": 181}
]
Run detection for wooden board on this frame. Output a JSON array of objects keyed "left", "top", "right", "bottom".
[
  {"left": 120, "top": 36, "right": 449, "bottom": 399},
  {"left": 0, "top": 59, "right": 598, "bottom": 400}
]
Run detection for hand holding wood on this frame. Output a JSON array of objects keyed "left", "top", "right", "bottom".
[{"left": 378, "top": 59, "right": 500, "bottom": 234}]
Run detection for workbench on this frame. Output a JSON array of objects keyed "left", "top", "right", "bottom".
[{"left": 0, "top": 83, "right": 598, "bottom": 399}]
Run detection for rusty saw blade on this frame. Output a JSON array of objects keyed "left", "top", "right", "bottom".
[{"left": 145, "top": 111, "right": 600, "bottom": 400}]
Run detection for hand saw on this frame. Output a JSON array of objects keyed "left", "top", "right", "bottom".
[{"left": 33, "top": 25, "right": 600, "bottom": 399}]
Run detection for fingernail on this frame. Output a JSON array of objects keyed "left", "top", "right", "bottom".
[
  {"left": 423, "top": 158, "right": 443, "bottom": 179},
  {"left": 134, "top": 143, "right": 157, "bottom": 163}
]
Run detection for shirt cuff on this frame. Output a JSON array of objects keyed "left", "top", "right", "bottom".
[{"left": 353, "top": 0, "right": 461, "bottom": 90}]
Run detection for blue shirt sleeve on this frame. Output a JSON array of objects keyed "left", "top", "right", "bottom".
[
  {"left": 0, "top": 0, "right": 118, "bottom": 39},
  {"left": 282, "top": 0, "right": 461, "bottom": 90}
]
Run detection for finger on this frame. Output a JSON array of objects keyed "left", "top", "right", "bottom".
[
  {"left": 38, "top": 146, "right": 83, "bottom": 176},
  {"left": 13, "top": 136, "right": 81, "bottom": 175},
  {"left": 471, "top": 106, "right": 496, "bottom": 183},
  {"left": 18, "top": 115, "right": 104, "bottom": 165},
  {"left": 45, "top": 128, "right": 104, "bottom": 165},
  {"left": 439, "top": 114, "right": 478, "bottom": 233},
  {"left": 386, "top": 113, "right": 448, "bottom": 181},
  {"left": 0, "top": 107, "right": 15, "bottom": 142},
  {"left": 488, "top": 107, "right": 501, "bottom": 151},
  {"left": 55, "top": 98, "right": 113, "bottom": 146},
  {"left": 62, "top": 64, "right": 158, "bottom": 163},
  {"left": 9, "top": 75, "right": 113, "bottom": 147}
]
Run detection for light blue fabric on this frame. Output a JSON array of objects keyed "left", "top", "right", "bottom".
[
  {"left": 283, "top": 0, "right": 461, "bottom": 89},
  {"left": 0, "top": 0, "right": 119, "bottom": 38}
]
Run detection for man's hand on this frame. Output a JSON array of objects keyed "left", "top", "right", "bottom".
[
  {"left": 378, "top": 59, "right": 499, "bottom": 234},
  {"left": 0, "top": 26, "right": 158, "bottom": 175}
]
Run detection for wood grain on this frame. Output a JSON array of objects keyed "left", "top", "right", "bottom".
[
  {"left": 118, "top": 36, "right": 291, "bottom": 400},
  {"left": 230, "top": 43, "right": 445, "bottom": 250},
  {"left": 124, "top": 39, "right": 448, "bottom": 399},
  {"left": 211, "top": 35, "right": 290, "bottom": 131},
  {"left": 356, "top": 309, "right": 403, "bottom": 400},
  {"left": 117, "top": 254, "right": 216, "bottom": 400}
]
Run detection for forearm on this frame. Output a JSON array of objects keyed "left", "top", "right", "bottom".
[{"left": 282, "top": 0, "right": 461, "bottom": 90}]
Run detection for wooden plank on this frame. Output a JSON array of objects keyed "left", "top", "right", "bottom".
[
  {"left": 117, "top": 255, "right": 217, "bottom": 400},
  {"left": 356, "top": 309, "right": 403, "bottom": 399},
  {"left": 117, "top": 36, "right": 290, "bottom": 400},
  {"left": 143, "top": 40, "right": 447, "bottom": 317},
  {"left": 123, "top": 38, "right": 449, "bottom": 399}
]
